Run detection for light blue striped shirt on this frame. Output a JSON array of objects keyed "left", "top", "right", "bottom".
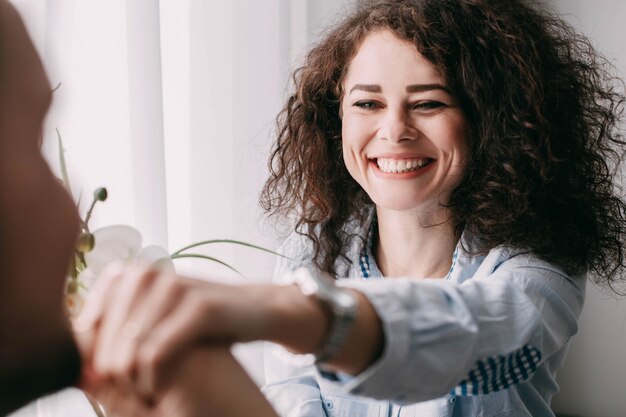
[{"left": 262, "top": 208, "right": 585, "bottom": 417}]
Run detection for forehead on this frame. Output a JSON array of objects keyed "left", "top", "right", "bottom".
[{"left": 342, "top": 29, "right": 445, "bottom": 88}]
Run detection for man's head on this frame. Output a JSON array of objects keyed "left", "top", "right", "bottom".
[{"left": 0, "top": 1, "right": 81, "bottom": 412}]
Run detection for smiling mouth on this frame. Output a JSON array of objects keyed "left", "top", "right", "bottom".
[{"left": 374, "top": 157, "right": 434, "bottom": 174}]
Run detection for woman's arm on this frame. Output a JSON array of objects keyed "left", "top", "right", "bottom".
[
  {"left": 74, "top": 264, "right": 384, "bottom": 397},
  {"left": 78, "top": 246, "right": 584, "bottom": 406},
  {"left": 255, "top": 282, "right": 384, "bottom": 375}
]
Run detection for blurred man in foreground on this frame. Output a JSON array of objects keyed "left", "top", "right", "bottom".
[{"left": 0, "top": 1, "right": 82, "bottom": 413}]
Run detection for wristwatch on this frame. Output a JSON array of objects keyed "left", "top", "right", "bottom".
[{"left": 292, "top": 267, "right": 359, "bottom": 363}]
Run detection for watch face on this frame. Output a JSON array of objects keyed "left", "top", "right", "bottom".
[{"left": 294, "top": 267, "right": 357, "bottom": 312}]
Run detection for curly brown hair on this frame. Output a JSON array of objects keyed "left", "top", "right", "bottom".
[{"left": 260, "top": 0, "right": 626, "bottom": 289}]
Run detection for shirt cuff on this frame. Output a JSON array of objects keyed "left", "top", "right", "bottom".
[{"left": 318, "top": 279, "right": 413, "bottom": 402}]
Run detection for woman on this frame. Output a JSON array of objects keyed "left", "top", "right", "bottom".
[{"left": 76, "top": 0, "right": 626, "bottom": 416}]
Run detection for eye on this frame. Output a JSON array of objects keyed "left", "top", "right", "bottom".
[
  {"left": 411, "top": 101, "right": 446, "bottom": 112},
  {"left": 353, "top": 100, "right": 382, "bottom": 110}
]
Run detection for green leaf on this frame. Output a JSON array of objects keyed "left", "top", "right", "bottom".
[
  {"left": 170, "top": 253, "right": 245, "bottom": 278},
  {"left": 56, "top": 129, "right": 73, "bottom": 197},
  {"left": 171, "top": 239, "right": 291, "bottom": 259}
]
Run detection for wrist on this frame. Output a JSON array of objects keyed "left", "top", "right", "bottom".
[
  {"left": 263, "top": 283, "right": 330, "bottom": 354},
  {"left": 322, "top": 288, "right": 383, "bottom": 375}
]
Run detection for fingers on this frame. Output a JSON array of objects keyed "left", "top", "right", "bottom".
[
  {"left": 76, "top": 264, "right": 208, "bottom": 399},
  {"left": 74, "top": 263, "right": 161, "bottom": 391},
  {"left": 134, "top": 291, "right": 212, "bottom": 396},
  {"left": 115, "top": 273, "right": 185, "bottom": 397},
  {"left": 73, "top": 262, "right": 125, "bottom": 354},
  {"left": 91, "top": 265, "right": 161, "bottom": 384},
  {"left": 74, "top": 262, "right": 127, "bottom": 331},
  {"left": 77, "top": 265, "right": 273, "bottom": 405},
  {"left": 90, "top": 383, "right": 158, "bottom": 417}
]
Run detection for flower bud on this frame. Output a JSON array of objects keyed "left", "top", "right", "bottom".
[
  {"left": 76, "top": 232, "right": 95, "bottom": 253},
  {"left": 94, "top": 187, "right": 108, "bottom": 202},
  {"left": 66, "top": 279, "right": 79, "bottom": 294}
]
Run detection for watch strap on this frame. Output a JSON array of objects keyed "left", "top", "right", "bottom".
[{"left": 292, "top": 267, "right": 359, "bottom": 364}]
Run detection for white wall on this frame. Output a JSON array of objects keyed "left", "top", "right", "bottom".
[{"left": 547, "top": 2, "right": 626, "bottom": 417}]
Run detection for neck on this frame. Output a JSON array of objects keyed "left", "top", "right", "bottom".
[{"left": 374, "top": 203, "right": 458, "bottom": 279}]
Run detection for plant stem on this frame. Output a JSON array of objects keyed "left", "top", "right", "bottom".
[
  {"left": 83, "top": 198, "right": 98, "bottom": 232},
  {"left": 171, "top": 239, "right": 289, "bottom": 259},
  {"left": 170, "top": 253, "right": 245, "bottom": 278}
]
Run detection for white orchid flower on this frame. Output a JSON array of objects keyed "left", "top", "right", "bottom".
[{"left": 77, "top": 225, "right": 174, "bottom": 292}]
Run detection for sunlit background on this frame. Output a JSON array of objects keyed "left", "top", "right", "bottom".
[{"left": 11, "top": 0, "right": 356, "bottom": 282}]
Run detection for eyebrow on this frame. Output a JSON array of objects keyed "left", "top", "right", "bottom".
[
  {"left": 349, "top": 83, "right": 451, "bottom": 94},
  {"left": 349, "top": 84, "right": 382, "bottom": 93},
  {"left": 406, "top": 83, "right": 451, "bottom": 94}
]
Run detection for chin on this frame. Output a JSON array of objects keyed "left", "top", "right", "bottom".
[
  {"left": 370, "top": 195, "right": 424, "bottom": 212},
  {"left": 369, "top": 190, "right": 448, "bottom": 214}
]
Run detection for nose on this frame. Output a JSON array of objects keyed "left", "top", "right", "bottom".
[{"left": 377, "top": 106, "right": 417, "bottom": 143}]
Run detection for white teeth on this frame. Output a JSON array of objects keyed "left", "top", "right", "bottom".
[{"left": 376, "top": 157, "right": 431, "bottom": 173}]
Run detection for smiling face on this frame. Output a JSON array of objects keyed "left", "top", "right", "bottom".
[{"left": 340, "top": 30, "right": 469, "bottom": 213}]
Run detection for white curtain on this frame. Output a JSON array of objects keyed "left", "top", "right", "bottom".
[
  {"left": 11, "top": 0, "right": 355, "bottom": 280},
  {"left": 13, "top": 0, "right": 291, "bottom": 279},
  {"left": 9, "top": 0, "right": 356, "bottom": 415}
]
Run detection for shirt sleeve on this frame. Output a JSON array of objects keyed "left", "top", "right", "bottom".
[
  {"left": 259, "top": 235, "right": 327, "bottom": 416},
  {"left": 330, "top": 252, "right": 585, "bottom": 404},
  {"left": 262, "top": 342, "right": 328, "bottom": 417}
]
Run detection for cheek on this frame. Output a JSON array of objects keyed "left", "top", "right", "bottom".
[
  {"left": 437, "top": 114, "right": 470, "bottom": 165},
  {"left": 340, "top": 140, "right": 366, "bottom": 188},
  {"left": 341, "top": 114, "right": 371, "bottom": 149},
  {"left": 453, "top": 126, "right": 470, "bottom": 167},
  {"left": 341, "top": 119, "right": 370, "bottom": 168},
  {"left": 445, "top": 128, "right": 470, "bottom": 186},
  {"left": 341, "top": 139, "right": 359, "bottom": 179}
]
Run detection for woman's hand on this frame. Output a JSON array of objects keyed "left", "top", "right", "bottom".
[{"left": 74, "top": 263, "right": 332, "bottom": 398}]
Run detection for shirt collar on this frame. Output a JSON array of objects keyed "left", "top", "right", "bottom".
[{"left": 355, "top": 207, "right": 462, "bottom": 281}]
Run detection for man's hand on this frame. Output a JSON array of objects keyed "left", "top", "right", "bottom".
[{"left": 86, "top": 347, "right": 279, "bottom": 417}]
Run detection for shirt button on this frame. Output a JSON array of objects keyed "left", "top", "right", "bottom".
[{"left": 325, "top": 400, "right": 334, "bottom": 409}]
